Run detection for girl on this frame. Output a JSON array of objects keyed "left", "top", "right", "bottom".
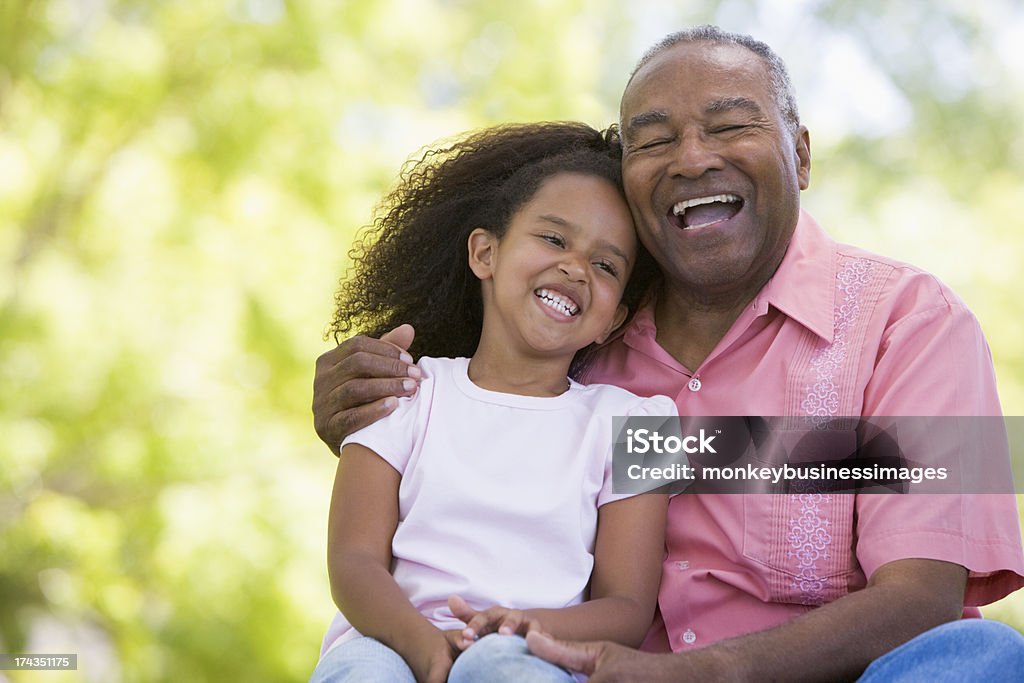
[{"left": 312, "top": 122, "right": 675, "bottom": 683}]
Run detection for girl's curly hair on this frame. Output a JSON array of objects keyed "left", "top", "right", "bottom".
[{"left": 328, "top": 121, "right": 658, "bottom": 377}]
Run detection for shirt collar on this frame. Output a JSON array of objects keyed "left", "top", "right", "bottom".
[{"left": 759, "top": 209, "right": 836, "bottom": 344}]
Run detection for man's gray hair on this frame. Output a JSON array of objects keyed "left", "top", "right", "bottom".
[{"left": 629, "top": 25, "right": 800, "bottom": 134}]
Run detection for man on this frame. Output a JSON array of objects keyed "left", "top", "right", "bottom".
[{"left": 312, "top": 26, "right": 1024, "bottom": 681}]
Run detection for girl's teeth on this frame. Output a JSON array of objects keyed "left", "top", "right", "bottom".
[{"left": 536, "top": 289, "right": 578, "bottom": 316}]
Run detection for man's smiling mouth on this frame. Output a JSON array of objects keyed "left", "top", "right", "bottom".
[{"left": 670, "top": 194, "right": 743, "bottom": 230}]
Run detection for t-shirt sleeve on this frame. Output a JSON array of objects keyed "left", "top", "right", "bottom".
[
  {"left": 340, "top": 387, "right": 425, "bottom": 476},
  {"left": 855, "top": 290, "right": 1024, "bottom": 605},
  {"left": 597, "top": 394, "right": 679, "bottom": 508}
]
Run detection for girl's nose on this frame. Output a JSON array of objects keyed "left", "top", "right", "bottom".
[{"left": 558, "top": 253, "right": 588, "bottom": 282}]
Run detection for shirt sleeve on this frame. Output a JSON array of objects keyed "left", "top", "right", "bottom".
[
  {"left": 340, "top": 378, "right": 428, "bottom": 476},
  {"left": 597, "top": 394, "right": 679, "bottom": 508},
  {"left": 855, "top": 278, "right": 1024, "bottom": 605}
]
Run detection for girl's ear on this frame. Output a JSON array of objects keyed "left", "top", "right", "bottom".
[
  {"left": 467, "top": 228, "right": 497, "bottom": 280},
  {"left": 595, "top": 303, "right": 629, "bottom": 345}
]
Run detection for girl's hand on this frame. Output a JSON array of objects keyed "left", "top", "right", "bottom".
[
  {"left": 448, "top": 595, "right": 545, "bottom": 649},
  {"left": 443, "top": 629, "right": 468, "bottom": 654},
  {"left": 405, "top": 628, "right": 455, "bottom": 683}
]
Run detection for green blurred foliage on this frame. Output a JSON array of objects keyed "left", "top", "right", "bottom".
[{"left": 0, "top": 0, "right": 1022, "bottom": 680}]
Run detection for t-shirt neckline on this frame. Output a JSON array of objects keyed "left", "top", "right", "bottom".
[{"left": 450, "top": 357, "right": 579, "bottom": 410}]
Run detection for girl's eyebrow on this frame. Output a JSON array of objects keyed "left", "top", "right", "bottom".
[
  {"left": 599, "top": 241, "right": 632, "bottom": 266},
  {"left": 538, "top": 214, "right": 632, "bottom": 265}
]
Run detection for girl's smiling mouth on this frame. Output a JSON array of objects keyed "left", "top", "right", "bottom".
[{"left": 535, "top": 288, "right": 580, "bottom": 318}]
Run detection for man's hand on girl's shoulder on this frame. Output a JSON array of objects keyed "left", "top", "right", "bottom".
[{"left": 312, "top": 324, "right": 421, "bottom": 454}]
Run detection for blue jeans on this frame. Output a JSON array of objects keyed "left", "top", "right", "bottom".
[
  {"left": 310, "top": 637, "right": 415, "bottom": 683},
  {"left": 310, "top": 633, "right": 576, "bottom": 683},
  {"left": 449, "top": 634, "right": 577, "bottom": 683},
  {"left": 857, "top": 619, "right": 1024, "bottom": 682}
]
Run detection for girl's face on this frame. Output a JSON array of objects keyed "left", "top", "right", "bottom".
[{"left": 468, "top": 172, "right": 637, "bottom": 359}]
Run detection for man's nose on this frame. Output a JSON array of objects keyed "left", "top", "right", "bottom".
[{"left": 668, "top": 133, "right": 724, "bottom": 178}]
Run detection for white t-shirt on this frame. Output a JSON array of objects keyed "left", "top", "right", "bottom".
[{"left": 320, "top": 356, "right": 676, "bottom": 655}]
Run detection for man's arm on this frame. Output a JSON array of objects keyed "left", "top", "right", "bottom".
[
  {"left": 530, "top": 557, "right": 967, "bottom": 683},
  {"left": 312, "top": 324, "right": 420, "bottom": 455}
]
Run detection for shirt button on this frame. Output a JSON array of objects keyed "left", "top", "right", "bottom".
[
  {"left": 682, "top": 629, "right": 697, "bottom": 645},
  {"left": 688, "top": 377, "right": 702, "bottom": 392},
  {"left": 675, "top": 560, "right": 690, "bottom": 570}
]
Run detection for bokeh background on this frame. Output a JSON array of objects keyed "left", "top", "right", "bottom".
[{"left": 1, "top": 0, "right": 1023, "bottom": 681}]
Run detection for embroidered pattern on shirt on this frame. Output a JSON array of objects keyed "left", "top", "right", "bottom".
[
  {"left": 788, "top": 257, "right": 873, "bottom": 605},
  {"left": 787, "top": 493, "right": 833, "bottom": 604},
  {"left": 800, "top": 258, "right": 873, "bottom": 423}
]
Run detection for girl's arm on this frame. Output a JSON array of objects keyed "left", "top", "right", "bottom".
[
  {"left": 454, "top": 493, "right": 668, "bottom": 648},
  {"left": 328, "top": 443, "right": 455, "bottom": 683}
]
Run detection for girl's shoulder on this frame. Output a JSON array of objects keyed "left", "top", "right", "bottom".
[
  {"left": 378, "top": 356, "right": 463, "bottom": 416},
  {"left": 412, "top": 355, "right": 467, "bottom": 379},
  {"left": 397, "top": 356, "right": 468, "bottom": 405},
  {"left": 569, "top": 381, "right": 678, "bottom": 417}
]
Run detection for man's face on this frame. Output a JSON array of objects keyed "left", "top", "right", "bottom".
[{"left": 619, "top": 41, "right": 810, "bottom": 300}]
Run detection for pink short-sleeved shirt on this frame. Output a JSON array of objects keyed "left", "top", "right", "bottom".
[{"left": 583, "top": 210, "right": 1024, "bottom": 652}]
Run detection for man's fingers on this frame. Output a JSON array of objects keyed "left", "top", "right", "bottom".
[
  {"left": 327, "top": 334, "right": 420, "bottom": 379},
  {"left": 320, "top": 396, "right": 399, "bottom": 446},
  {"left": 313, "top": 341, "right": 419, "bottom": 416},
  {"left": 334, "top": 348, "right": 421, "bottom": 384},
  {"left": 328, "top": 376, "right": 418, "bottom": 411},
  {"left": 316, "top": 334, "right": 408, "bottom": 373},
  {"left": 526, "top": 632, "right": 600, "bottom": 676},
  {"left": 380, "top": 323, "right": 415, "bottom": 352},
  {"left": 313, "top": 367, "right": 419, "bottom": 441}
]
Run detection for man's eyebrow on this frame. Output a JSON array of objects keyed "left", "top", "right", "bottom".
[
  {"left": 706, "top": 96, "right": 765, "bottom": 117},
  {"left": 623, "top": 110, "right": 669, "bottom": 137},
  {"left": 538, "top": 215, "right": 631, "bottom": 265}
]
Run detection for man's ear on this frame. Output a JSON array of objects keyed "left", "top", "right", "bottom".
[
  {"left": 595, "top": 303, "right": 630, "bottom": 345},
  {"left": 467, "top": 228, "right": 497, "bottom": 280},
  {"left": 796, "top": 125, "right": 811, "bottom": 190}
]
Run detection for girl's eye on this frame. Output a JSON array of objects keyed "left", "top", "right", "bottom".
[
  {"left": 540, "top": 233, "right": 566, "bottom": 247},
  {"left": 594, "top": 260, "right": 618, "bottom": 277}
]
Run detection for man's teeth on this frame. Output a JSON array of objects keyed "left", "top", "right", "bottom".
[
  {"left": 536, "top": 289, "right": 579, "bottom": 317},
  {"left": 672, "top": 193, "right": 741, "bottom": 216}
]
